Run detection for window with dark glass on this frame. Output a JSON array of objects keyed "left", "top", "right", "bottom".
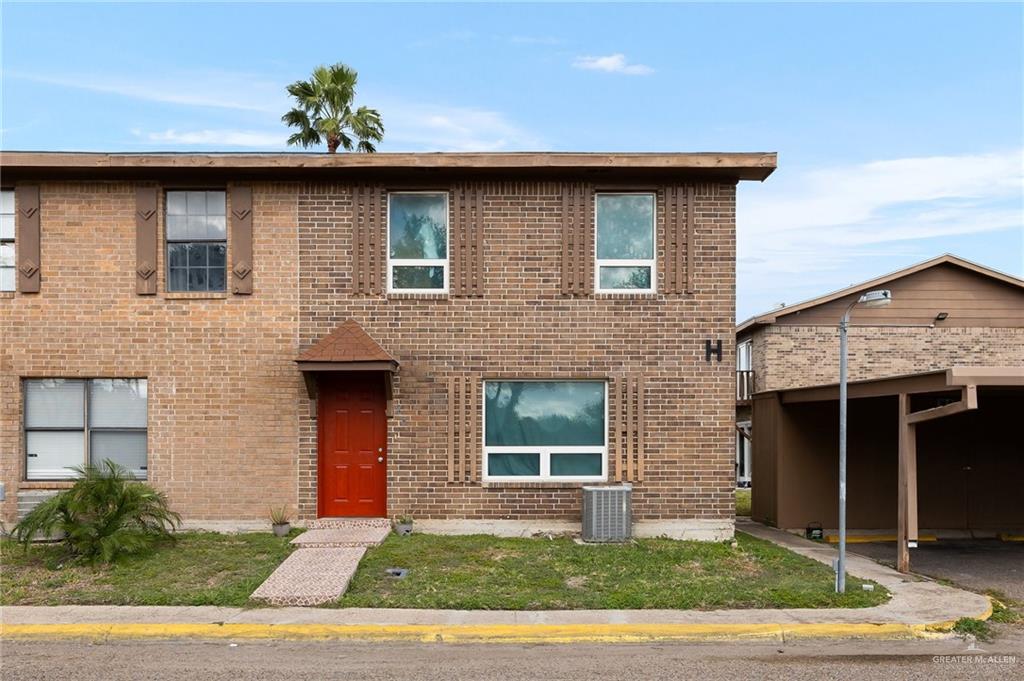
[
  {"left": 595, "top": 193, "right": 656, "bottom": 292},
  {"left": 166, "top": 190, "right": 226, "bottom": 292},
  {"left": 24, "top": 378, "right": 148, "bottom": 480},
  {"left": 388, "top": 192, "right": 448, "bottom": 292},
  {"left": 0, "top": 190, "right": 14, "bottom": 291},
  {"left": 483, "top": 381, "right": 607, "bottom": 481}
]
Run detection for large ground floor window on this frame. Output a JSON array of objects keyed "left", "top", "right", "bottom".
[
  {"left": 483, "top": 380, "right": 607, "bottom": 482},
  {"left": 24, "top": 378, "right": 148, "bottom": 480}
]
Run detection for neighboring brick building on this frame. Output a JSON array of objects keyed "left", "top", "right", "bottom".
[
  {"left": 734, "top": 255, "right": 1024, "bottom": 552},
  {"left": 738, "top": 255, "right": 1024, "bottom": 395},
  {"left": 1, "top": 151, "right": 776, "bottom": 539}
]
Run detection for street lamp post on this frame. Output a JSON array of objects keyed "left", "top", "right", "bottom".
[{"left": 837, "top": 289, "right": 892, "bottom": 593}]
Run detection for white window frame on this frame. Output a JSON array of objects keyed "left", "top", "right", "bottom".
[
  {"left": 0, "top": 189, "right": 15, "bottom": 292},
  {"left": 736, "top": 420, "right": 752, "bottom": 486},
  {"left": 387, "top": 191, "right": 450, "bottom": 294},
  {"left": 737, "top": 339, "right": 752, "bottom": 371},
  {"left": 482, "top": 379, "right": 608, "bottom": 483},
  {"left": 594, "top": 192, "right": 657, "bottom": 294}
]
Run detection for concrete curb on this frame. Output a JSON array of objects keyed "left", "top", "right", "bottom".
[
  {"left": 0, "top": 617, "right": 989, "bottom": 643},
  {"left": 0, "top": 595, "right": 993, "bottom": 644}
]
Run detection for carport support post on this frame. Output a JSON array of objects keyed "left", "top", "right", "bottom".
[
  {"left": 837, "top": 312, "right": 850, "bottom": 593},
  {"left": 897, "top": 393, "right": 918, "bottom": 574}
]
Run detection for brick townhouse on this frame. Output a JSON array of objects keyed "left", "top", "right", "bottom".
[{"left": 1, "top": 151, "right": 776, "bottom": 538}]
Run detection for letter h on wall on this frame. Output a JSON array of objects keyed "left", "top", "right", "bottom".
[{"left": 705, "top": 339, "right": 722, "bottom": 362}]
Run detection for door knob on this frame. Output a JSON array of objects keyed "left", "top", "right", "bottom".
[{"left": 378, "top": 456, "right": 384, "bottom": 463}]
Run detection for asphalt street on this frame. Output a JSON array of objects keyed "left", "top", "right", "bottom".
[{"left": 4, "top": 634, "right": 1022, "bottom": 681}]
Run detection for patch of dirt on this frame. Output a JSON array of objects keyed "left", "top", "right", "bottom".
[
  {"left": 482, "top": 548, "right": 524, "bottom": 561},
  {"left": 673, "top": 560, "right": 707, "bottom": 576},
  {"left": 565, "top": 575, "right": 589, "bottom": 589},
  {"left": 724, "top": 553, "right": 762, "bottom": 576}
]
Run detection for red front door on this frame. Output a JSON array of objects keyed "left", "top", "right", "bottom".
[{"left": 318, "top": 373, "right": 387, "bottom": 517}]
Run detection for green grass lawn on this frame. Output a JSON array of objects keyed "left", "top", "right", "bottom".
[
  {"left": 0, "top": 532, "right": 297, "bottom": 607},
  {"left": 735, "top": 489, "right": 751, "bottom": 517},
  {"left": 337, "top": 531, "right": 887, "bottom": 610}
]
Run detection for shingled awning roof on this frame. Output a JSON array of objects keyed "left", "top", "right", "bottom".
[{"left": 296, "top": 319, "right": 398, "bottom": 372}]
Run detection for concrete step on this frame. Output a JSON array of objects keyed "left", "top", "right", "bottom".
[
  {"left": 291, "top": 525, "right": 390, "bottom": 548},
  {"left": 306, "top": 517, "right": 391, "bottom": 530}
]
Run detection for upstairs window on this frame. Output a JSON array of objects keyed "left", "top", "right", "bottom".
[
  {"left": 387, "top": 192, "right": 448, "bottom": 293},
  {"left": 483, "top": 380, "right": 607, "bottom": 482},
  {"left": 595, "top": 193, "right": 656, "bottom": 293},
  {"left": 737, "top": 339, "right": 752, "bottom": 371},
  {"left": 24, "top": 378, "right": 148, "bottom": 480},
  {"left": 166, "top": 190, "right": 227, "bottom": 292},
  {"left": 0, "top": 190, "right": 14, "bottom": 291}
]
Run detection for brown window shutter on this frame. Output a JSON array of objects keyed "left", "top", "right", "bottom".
[
  {"left": 447, "top": 375, "right": 480, "bottom": 483},
  {"left": 135, "top": 187, "right": 158, "bottom": 295},
  {"left": 229, "top": 186, "right": 254, "bottom": 294},
  {"left": 685, "top": 184, "right": 695, "bottom": 294},
  {"left": 352, "top": 185, "right": 383, "bottom": 294},
  {"left": 613, "top": 375, "right": 646, "bottom": 483},
  {"left": 661, "top": 184, "right": 694, "bottom": 295},
  {"left": 450, "top": 183, "right": 485, "bottom": 297},
  {"left": 15, "top": 185, "right": 41, "bottom": 293},
  {"left": 561, "top": 182, "right": 593, "bottom": 295}
]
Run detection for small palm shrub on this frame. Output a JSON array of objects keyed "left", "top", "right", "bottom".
[{"left": 12, "top": 460, "right": 181, "bottom": 563}]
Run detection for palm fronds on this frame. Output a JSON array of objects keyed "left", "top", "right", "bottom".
[
  {"left": 281, "top": 62, "right": 384, "bottom": 153},
  {"left": 12, "top": 460, "right": 181, "bottom": 564}
]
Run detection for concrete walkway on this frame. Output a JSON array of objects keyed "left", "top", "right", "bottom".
[
  {"left": 0, "top": 520, "right": 992, "bottom": 642},
  {"left": 249, "top": 519, "right": 390, "bottom": 606}
]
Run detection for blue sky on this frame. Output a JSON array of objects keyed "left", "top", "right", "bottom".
[{"left": 2, "top": 2, "right": 1021, "bottom": 319}]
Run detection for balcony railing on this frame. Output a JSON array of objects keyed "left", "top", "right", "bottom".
[{"left": 737, "top": 370, "right": 754, "bottom": 402}]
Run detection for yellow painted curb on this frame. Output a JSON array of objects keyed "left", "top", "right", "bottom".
[
  {"left": 0, "top": 600, "right": 992, "bottom": 644},
  {"left": 824, "top": 534, "right": 937, "bottom": 544},
  {"left": 997, "top": 533, "right": 1024, "bottom": 542},
  {"left": 0, "top": 620, "right": 960, "bottom": 643}
]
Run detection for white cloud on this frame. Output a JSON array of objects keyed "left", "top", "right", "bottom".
[
  {"left": 14, "top": 67, "right": 541, "bottom": 153},
  {"left": 378, "top": 100, "right": 543, "bottom": 152},
  {"left": 572, "top": 53, "right": 653, "bottom": 76},
  {"left": 737, "top": 149, "right": 1024, "bottom": 318},
  {"left": 137, "top": 128, "right": 285, "bottom": 148},
  {"left": 11, "top": 70, "right": 284, "bottom": 112}
]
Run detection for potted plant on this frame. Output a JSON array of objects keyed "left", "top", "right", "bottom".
[
  {"left": 270, "top": 506, "right": 292, "bottom": 537},
  {"left": 393, "top": 514, "right": 413, "bottom": 536}
]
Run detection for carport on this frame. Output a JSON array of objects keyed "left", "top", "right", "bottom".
[{"left": 751, "top": 367, "right": 1024, "bottom": 573}]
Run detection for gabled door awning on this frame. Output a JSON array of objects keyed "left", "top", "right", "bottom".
[{"left": 296, "top": 319, "right": 399, "bottom": 373}]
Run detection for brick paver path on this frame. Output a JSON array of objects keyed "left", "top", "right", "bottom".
[{"left": 250, "top": 519, "right": 390, "bottom": 606}]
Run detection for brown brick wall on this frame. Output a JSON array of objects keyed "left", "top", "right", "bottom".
[
  {"left": 749, "top": 325, "right": 1024, "bottom": 393},
  {"left": 298, "top": 181, "right": 737, "bottom": 522},
  {"left": 2, "top": 177, "right": 739, "bottom": 526},
  {"left": 0, "top": 181, "right": 302, "bottom": 524}
]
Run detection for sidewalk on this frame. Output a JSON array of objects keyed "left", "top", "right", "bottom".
[{"left": 0, "top": 521, "right": 992, "bottom": 643}]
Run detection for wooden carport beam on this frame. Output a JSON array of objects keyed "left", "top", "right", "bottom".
[
  {"left": 897, "top": 385, "right": 979, "bottom": 573},
  {"left": 906, "top": 386, "right": 978, "bottom": 424}
]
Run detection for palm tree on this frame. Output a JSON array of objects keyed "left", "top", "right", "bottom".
[{"left": 282, "top": 63, "right": 384, "bottom": 153}]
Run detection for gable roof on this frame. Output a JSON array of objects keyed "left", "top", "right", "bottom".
[
  {"left": 297, "top": 319, "right": 397, "bottom": 366},
  {"left": 737, "top": 254, "right": 1024, "bottom": 335}
]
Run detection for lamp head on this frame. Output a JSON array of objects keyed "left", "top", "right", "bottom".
[{"left": 857, "top": 289, "right": 892, "bottom": 308}]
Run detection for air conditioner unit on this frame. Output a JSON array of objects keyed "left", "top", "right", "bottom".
[{"left": 582, "top": 485, "right": 632, "bottom": 542}]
